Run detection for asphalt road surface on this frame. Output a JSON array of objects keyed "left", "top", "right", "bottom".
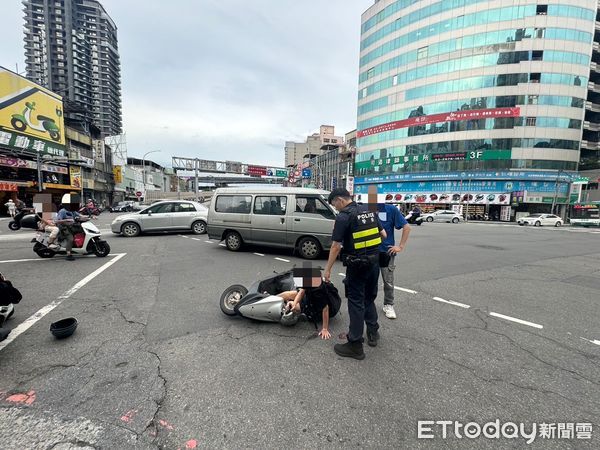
[{"left": 0, "top": 214, "right": 599, "bottom": 449}]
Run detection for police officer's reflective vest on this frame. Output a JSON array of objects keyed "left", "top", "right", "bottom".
[{"left": 350, "top": 209, "right": 382, "bottom": 251}]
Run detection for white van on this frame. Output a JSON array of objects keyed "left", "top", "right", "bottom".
[{"left": 207, "top": 187, "right": 336, "bottom": 259}]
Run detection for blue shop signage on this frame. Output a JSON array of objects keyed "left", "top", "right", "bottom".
[
  {"left": 354, "top": 180, "right": 569, "bottom": 194},
  {"left": 354, "top": 171, "right": 575, "bottom": 184}
]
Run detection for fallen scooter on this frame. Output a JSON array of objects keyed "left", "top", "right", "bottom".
[
  {"left": 220, "top": 269, "right": 301, "bottom": 325},
  {"left": 33, "top": 217, "right": 111, "bottom": 258}
]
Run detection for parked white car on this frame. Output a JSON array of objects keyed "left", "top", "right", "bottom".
[
  {"left": 518, "top": 214, "right": 563, "bottom": 227},
  {"left": 111, "top": 201, "right": 208, "bottom": 237},
  {"left": 422, "top": 210, "right": 462, "bottom": 223}
]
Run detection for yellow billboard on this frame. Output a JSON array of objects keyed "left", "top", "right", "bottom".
[
  {"left": 70, "top": 166, "right": 82, "bottom": 189},
  {"left": 0, "top": 66, "right": 66, "bottom": 155},
  {"left": 113, "top": 165, "right": 123, "bottom": 184}
]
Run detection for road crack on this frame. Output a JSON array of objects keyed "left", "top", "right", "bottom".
[
  {"left": 460, "top": 317, "right": 600, "bottom": 387},
  {"left": 143, "top": 347, "right": 167, "bottom": 441}
]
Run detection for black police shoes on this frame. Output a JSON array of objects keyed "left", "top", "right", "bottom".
[
  {"left": 334, "top": 341, "right": 365, "bottom": 360},
  {"left": 0, "top": 328, "right": 10, "bottom": 342},
  {"left": 367, "top": 329, "right": 380, "bottom": 347}
]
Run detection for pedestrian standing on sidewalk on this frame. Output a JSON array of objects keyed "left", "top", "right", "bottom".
[
  {"left": 4, "top": 199, "right": 16, "bottom": 218},
  {"left": 377, "top": 202, "right": 411, "bottom": 319}
]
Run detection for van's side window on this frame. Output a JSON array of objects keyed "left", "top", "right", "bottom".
[
  {"left": 215, "top": 195, "right": 252, "bottom": 213},
  {"left": 295, "top": 197, "right": 335, "bottom": 219},
  {"left": 254, "top": 196, "right": 287, "bottom": 215}
]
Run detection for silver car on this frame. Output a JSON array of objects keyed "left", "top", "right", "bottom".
[
  {"left": 111, "top": 200, "right": 208, "bottom": 237},
  {"left": 518, "top": 214, "right": 563, "bottom": 227},
  {"left": 422, "top": 210, "right": 462, "bottom": 223}
]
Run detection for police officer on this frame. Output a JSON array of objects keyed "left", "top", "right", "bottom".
[{"left": 324, "top": 188, "right": 387, "bottom": 360}]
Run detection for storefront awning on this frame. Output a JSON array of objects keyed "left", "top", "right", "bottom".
[{"left": 42, "top": 183, "right": 78, "bottom": 190}]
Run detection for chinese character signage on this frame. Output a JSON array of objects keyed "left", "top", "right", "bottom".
[
  {"left": 0, "top": 155, "right": 67, "bottom": 173},
  {"left": 346, "top": 176, "right": 355, "bottom": 195},
  {"left": 113, "top": 165, "right": 123, "bottom": 184},
  {"left": 247, "top": 165, "right": 267, "bottom": 176},
  {"left": 354, "top": 170, "right": 574, "bottom": 184},
  {"left": 0, "top": 181, "right": 18, "bottom": 192},
  {"left": 357, "top": 107, "right": 521, "bottom": 138},
  {"left": 355, "top": 150, "right": 511, "bottom": 172},
  {"left": 70, "top": 166, "right": 82, "bottom": 189},
  {"left": 0, "top": 67, "right": 66, "bottom": 156}
]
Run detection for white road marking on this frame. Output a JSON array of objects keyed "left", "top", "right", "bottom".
[
  {"left": 253, "top": 252, "right": 265, "bottom": 257},
  {"left": 489, "top": 312, "right": 543, "bottom": 329},
  {"left": 394, "top": 286, "right": 418, "bottom": 294},
  {"left": 191, "top": 238, "right": 201, "bottom": 241},
  {"left": 179, "top": 235, "right": 189, "bottom": 239},
  {"left": 274, "top": 257, "right": 290, "bottom": 262},
  {"left": 338, "top": 273, "right": 345, "bottom": 277},
  {"left": 0, "top": 253, "right": 127, "bottom": 352},
  {"left": 580, "top": 337, "right": 600, "bottom": 346},
  {"left": 0, "top": 234, "right": 40, "bottom": 242},
  {"left": 0, "top": 255, "right": 99, "bottom": 264},
  {"left": 219, "top": 243, "right": 226, "bottom": 247},
  {"left": 432, "top": 296, "right": 470, "bottom": 308},
  {"left": 0, "top": 258, "right": 46, "bottom": 264},
  {"left": 204, "top": 240, "right": 214, "bottom": 244}
]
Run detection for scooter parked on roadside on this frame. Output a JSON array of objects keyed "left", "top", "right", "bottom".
[
  {"left": 79, "top": 205, "right": 102, "bottom": 217},
  {"left": 33, "top": 218, "right": 110, "bottom": 258},
  {"left": 405, "top": 211, "right": 423, "bottom": 226}
]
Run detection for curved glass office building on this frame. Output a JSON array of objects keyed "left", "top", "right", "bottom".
[{"left": 355, "top": 0, "right": 597, "bottom": 218}]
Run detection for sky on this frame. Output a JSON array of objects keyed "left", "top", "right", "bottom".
[{"left": 0, "top": 0, "right": 374, "bottom": 168}]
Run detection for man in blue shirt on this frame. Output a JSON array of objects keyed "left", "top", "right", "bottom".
[{"left": 377, "top": 202, "right": 411, "bottom": 319}]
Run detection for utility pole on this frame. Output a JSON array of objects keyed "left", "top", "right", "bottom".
[
  {"left": 194, "top": 159, "right": 199, "bottom": 199},
  {"left": 465, "top": 178, "right": 471, "bottom": 222},
  {"left": 551, "top": 169, "right": 562, "bottom": 215},
  {"left": 37, "top": 151, "right": 43, "bottom": 192}
]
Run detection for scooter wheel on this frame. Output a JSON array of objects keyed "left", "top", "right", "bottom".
[
  {"left": 35, "top": 248, "right": 56, "bottom": 258},
  {"left": 94, "top": 241, "right": 110, "bottom": 257},
  {"left": 220, "top": 284, "right": 248, "bottom": 316},
  {"left": 8, "top": 221, "right": 20, "bottom": 231}
]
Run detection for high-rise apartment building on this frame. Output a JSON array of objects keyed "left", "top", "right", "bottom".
[
  {"left": 284, "top": 125, "right": 345, "bottom": 167},
  {"left": 355, "top": 0, "right": 598, "bottom": 219},
  {"left": 23, "top": 0, "right": 122, "bottom": 136}
]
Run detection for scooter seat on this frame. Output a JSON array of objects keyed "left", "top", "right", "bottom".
[{"left": 36, "top": 115, "right": 55, "bottom": 122}]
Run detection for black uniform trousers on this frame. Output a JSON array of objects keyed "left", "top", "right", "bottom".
[{"left": 344, "top": 260, "right": 380, "bottom": 343}]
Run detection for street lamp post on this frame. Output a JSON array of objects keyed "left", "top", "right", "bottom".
[{"left": 142, "top": 150, "right": 161, "bottom": 199}]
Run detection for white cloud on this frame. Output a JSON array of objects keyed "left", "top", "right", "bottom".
[{"left": 0, "top": 0, "right": 372, "bottom": 167}]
